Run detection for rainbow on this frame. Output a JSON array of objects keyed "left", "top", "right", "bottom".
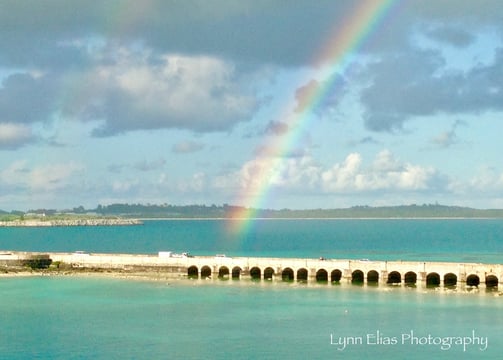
[{"left": 228, "top": 0, "right": 400, "bottom": 234}]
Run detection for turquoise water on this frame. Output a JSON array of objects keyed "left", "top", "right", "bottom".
[
  {"left": 2, "top": 219, "right": 503, "bottom": 262},
  {"left": 0, "top": 277, "right": 501, "bottom": 359},
  {"left": 1, "top": 219, "right": 503, "bottom": 359}
]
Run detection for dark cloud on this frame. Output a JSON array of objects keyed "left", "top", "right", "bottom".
[
  {"left": 359, "top": 49, "right": 503, "bottom": 132},
  {"left": 90, "top": 92, "right": 252, "bottom": 137},
  {"left": 0, "top": 0, "right": 502, "bottom": 71},
  {"left": 347, "top": 136, "right": 380, "bottom": 147},
  {"left": 0, "top": 73, "right": 59, "bottom": 124},
  {"left": 425, "top": 26, "right": 475, "bottom": 48},
  {"left": 1, "top": 0, "right": 503, "bottom": 138},
  {"left": 406, "top": 0, "right": 503, "bottom": 25},
  {"left": 263, "top": 121, "right": 289, "bottom": 136},
  {"left": 0, "top": 1, "right": 355, "bottom": 68},
  {"left": 0, "top": 1, "right": 102, "bottom": 69},
  {"left": 295, "top": 75, "right": 349, "bottom": 119},
  {"left": 359, "top": 136, "right": 379, "bottom": 145},
  {"left": 243, "top": 120, "right": 290, "bottom": 139},
  {"left": 294, "top": 80, "right": 320, "bottom": 112}
]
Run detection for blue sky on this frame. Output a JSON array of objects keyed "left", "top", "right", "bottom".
[{"left": 1, "top": 0, "right": 503, "bottom": 211}]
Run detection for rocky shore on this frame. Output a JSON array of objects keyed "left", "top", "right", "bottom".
[{"left": 0, "top": 218, "right": 142, "bottom": 227}]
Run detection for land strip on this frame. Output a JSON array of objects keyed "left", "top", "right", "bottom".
[
  {"left": 1, "top": 251, "right": 502, "bottom": 294},
  {"left": 0, "top": 218, "right": 142, "bottom": 227}
]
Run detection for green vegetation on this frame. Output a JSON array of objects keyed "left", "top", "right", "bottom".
[
  {"left": 0, "top": 214, "right": 22, "bottom": 222},
  {"left": 93, "top": 203, "right": 503, "bottom": 218},
  {"left": 23, "top": 256, "right": 53, "bottom": 269},
  {"left": 2, "top": 203, "right": 503, "bottom": 220},
  {"left": 96, "top": 203, "right": 227, "bottom": 218},
  {"left": 0, "top": 211, "right": 130, "bottom": 223}
]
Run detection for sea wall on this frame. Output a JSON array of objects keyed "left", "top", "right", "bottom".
[{"left": 0, "top": 219, "right": 142, "bottom": 227}]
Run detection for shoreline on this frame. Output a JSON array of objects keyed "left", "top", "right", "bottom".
[
  {"left": 1, "top": 217, "right": 501, "bottom": 227},
  {"left": 0, "top": 218, "right": 143, "bottom": 227},
  {"left": 142, "top": 217, "right": 503, "bottom": 221}
]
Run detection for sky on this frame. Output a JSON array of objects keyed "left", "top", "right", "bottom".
[{"left": 1, "top": 0, "right": 503, "bottom": 211}]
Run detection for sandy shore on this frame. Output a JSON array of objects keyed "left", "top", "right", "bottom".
[{"left": 0, "top": 268, "right": 174, "bottom": 281}]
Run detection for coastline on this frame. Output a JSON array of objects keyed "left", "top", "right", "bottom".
[
  {"left": 0, "top": 218, "right": 143, "bottom": 227},
  {"left": 141, "top": 217, "right": 503, "bottom": 220},
  {"left": 2, "top": 217, "right": 501, "bottom": 226}
]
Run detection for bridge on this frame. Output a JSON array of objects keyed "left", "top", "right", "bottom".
[{"left": 1, "top": 251, "right": 501, "bottom": 288}]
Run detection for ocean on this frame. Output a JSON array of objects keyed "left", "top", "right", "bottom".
[{"left": 1, "top": 219, "right": 503, "bottom": 359}]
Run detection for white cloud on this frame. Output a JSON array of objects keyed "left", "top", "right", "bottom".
[
  {"left": 213, "top": 150, "right": 444, "bottom": 197},
  {"left": 0, "top": 160, "right": 30, "bottom": 186},
  {"left": 322, "top": 151, "right": 441, "bottom": 192},
  {"left": 430, "top": 120, "right": 466, "bottom": 148},
  {"left": 321, "top": 153, "right": 363, "bottom": 192},
  {"left": 0, "top": 160, "right": 84, "bottom": 191},
  {"left": 468, "top": 166, "right": 503, "bottom": 191},
  {"left": 65, "top": 49, "right": 258, "bottom": 136},
  {"left": 431, "top": 130, "right": 457, "bottom": 148},
  {"left": 29, "top": 163, "right": 84, "bottom": 190},
  {"left": 177, "top": 172, "right": 207, "bottom": 193},
  {"left": 0, "top": 123, "right": 34, "bottom": 149},
  {"left": 112, "top": 179, "right": 139, "bottom": 193}
]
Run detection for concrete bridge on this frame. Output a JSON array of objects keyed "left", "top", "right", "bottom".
[{"left": 1, "top": 251, "right": 501, "bottom": 288}]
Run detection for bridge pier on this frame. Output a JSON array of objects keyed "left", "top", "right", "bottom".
[
  {"left": 380, "top": 270, "right": 388, "bottom": 283},
  {"left": 418, "top": 271, "right": 427, "bottom": 283},
  {"left": 343, "top": 269, "right": 352, "bottom": 281}
]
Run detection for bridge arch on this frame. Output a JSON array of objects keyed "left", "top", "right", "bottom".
[
  {"left": 218, "top": 266, "right": 230, "bottom": 279},
  {"left": 282, "top": 267, "right": 294, "bottom": 281},
  {"left": 264, "top": 267, "right": 274, "bottom": 280},
  {"left": 444, "top": 273, "right": 457, "bottom": 287},
  {"left": 486, "top": 274, "right": 498, "bottom": 288},
  {"left": 187, "top": 265, "right": 198, "bottom": 279},
  {"left": 404, "top": 271, "right": 417, "bottom": 285},
  {"left": 316, "top": 269, "right": 328, "bottom": 282},
  {"left": 297, "top": 268, "right": 308, "bottom": 282},
  {"left": 387, "top": 271, "right": 401, "bottom": 284},
  {"left": 231, "top": 266, "right": 242, "bottom": 279},
  {"left": 466, "top": 274, "right": 480, "bottom": 287},
  {"left": 351, "top": 270, "right": 364, "bottom": 284},
  {"left": 331, "top": 269, "right": 342, "bottom": 282},
  {"left": 367, "top": 270, "right": 379, "bottom": 283},
  {"left": 426, "top": 272, "right": 440, "bottom": 286},
  {"left": 201, "top": 265, "right": 212, "bottom": 278},
  {"left": 250, "top": 267, "right": 261, "bottom": 280}
]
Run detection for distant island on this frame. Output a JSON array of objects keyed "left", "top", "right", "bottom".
[
  {"left": 2, "top": 203, "right": 503, "bottom": 222},
  {"left": 0, "top": 218, "right": 142, "bottom": 227}
]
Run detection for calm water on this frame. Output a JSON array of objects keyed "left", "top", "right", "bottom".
[
  {"left": 1, "top": 219, "right": 503, "bottom": 359},
  {"left": 2, "top": 218, "right": 503, "bottom": 262}
]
